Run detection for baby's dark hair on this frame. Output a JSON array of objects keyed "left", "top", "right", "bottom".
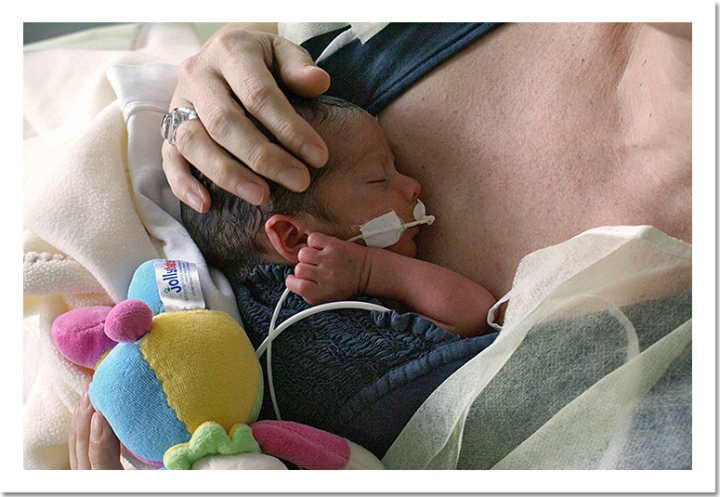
[{"left": 180, "top": 94, "right": 363, "bottom": 286}]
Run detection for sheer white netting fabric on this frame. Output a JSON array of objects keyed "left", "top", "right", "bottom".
[{"left": 382, "top": 226, "right": 691, "bottom": 470}]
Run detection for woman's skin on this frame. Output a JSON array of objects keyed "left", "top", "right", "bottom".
[
  {"left": 376, "top": 23, "right": 691, "bottom": 298},
  {"left": 162, "top": 22, "right": 691, "bottom": 300}
]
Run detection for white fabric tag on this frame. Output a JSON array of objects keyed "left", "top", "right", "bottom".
[
  {"left": 153, "top": 259, "right": 206, "bottom": 312},
  {"left": 359, "top": 211, "right": 404, "bottom": 248}
]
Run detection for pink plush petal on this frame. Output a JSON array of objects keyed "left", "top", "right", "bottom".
[
  {"left": 51, "top": 306, "right": 117, "bottom": 368},
  {"left": 104, "top": 299, "right": 154, "bottom": 343},
  {"left": 250, "top": 420, "right": 351, "bottom": 470}
]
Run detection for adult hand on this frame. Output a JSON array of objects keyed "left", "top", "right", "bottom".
[
  {"left": 69, "top": 384, "right": 123, "bottom": 470},
  {"left": 163, "top": 23, "right": 331, "bottom": 213}
]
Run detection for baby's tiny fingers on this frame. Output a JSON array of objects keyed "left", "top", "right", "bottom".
[
  {"left": 285, "top": 274, "right": 316, "bottom": 298},
  {"left": 291, "top": 262, "right": 320, "bottom": 283},
  {"left": 306, "top": 232, "right": 328, "bottom": 246},
  {"left": 297, "top": 246, "right": 320, "bottom": 264},
  {"left": 161, "top": 143, "right": 211, "bottom": 213}
]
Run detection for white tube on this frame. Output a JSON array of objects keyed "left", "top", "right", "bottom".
[{"left": 257, "top": 286, "right": 390, "bottom": 420}]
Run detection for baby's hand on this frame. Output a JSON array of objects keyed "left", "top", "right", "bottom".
[{"left": 285, "top": 232, "right": 371, "bottom": 305}]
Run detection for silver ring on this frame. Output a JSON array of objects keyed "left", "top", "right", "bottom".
[{"left": 161, "top": 107, "right": 199, "bottom": 146}]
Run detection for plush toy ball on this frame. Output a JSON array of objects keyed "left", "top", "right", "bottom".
[{"left": 89, "top": 309, "right": 263, "bottom": 465}]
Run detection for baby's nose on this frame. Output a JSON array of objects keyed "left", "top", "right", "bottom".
[{"left": 402, "top": 175, "right": 421, "bottom": 200}]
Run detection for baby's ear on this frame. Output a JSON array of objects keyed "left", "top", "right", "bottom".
[{"left": 265, "top": 214, "right": 311, "bottom": 263}]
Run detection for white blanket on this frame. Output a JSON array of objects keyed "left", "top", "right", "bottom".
[{"left": 23, "top": 23, "right": 240, "bottom": 470}]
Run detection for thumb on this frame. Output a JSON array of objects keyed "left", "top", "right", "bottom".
[{"left": 272, "top": 37, "right": 330, "bottom": 98}]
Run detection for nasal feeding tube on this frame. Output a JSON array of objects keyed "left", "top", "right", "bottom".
[{"left": 255, "top": 200, "right": 435, "bottom": 420}]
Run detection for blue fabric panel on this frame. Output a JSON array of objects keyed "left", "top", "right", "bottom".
[
  {"left": 127, "top": 259, "right": 165, "bottom": 315},
  {"left": 302, "top": 23, "right": 503, "bottom": 115},
  {"left": 336, "top": 318, "right": 497, "bottom": 456},
  {"left": 236, "top": 264, "right": 497, "bottom": 458},
  {"left": 89, "top": 343, "right": 190, "bottom": 463},
  {"left": 337, "top": 357, "right": 477, "bottom": 457}
]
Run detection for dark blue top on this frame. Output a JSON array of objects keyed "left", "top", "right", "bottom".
[
  {"left": 235, "top": 264, "right": 498, "bottom": 457},
  {"left": 301, "top": 23, "right": 503, "bottom": 115}
]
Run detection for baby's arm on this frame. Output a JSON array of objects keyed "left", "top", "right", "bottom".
[{"left": 285, "top": 233, "right": 496, "bottom": 337}]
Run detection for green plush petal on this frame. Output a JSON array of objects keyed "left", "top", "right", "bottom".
[{"left": 164, "top": 422, "right": 261, "bottom": 470}]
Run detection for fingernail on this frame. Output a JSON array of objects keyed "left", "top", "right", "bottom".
[
  {"left": 184, "top": 192, "right": 206, "bottom": 213},
  {"left": 278, "top": 168, "right": 309, "bottom": 192},
  {"left": 90, "top": 412, "right": 103, "bottom": 443},
  {"left": 236, "top": 182, "right": 266, "bottom": 205},
  {"left": 301, "top": 143, "right": 327, "bottom": 168}
]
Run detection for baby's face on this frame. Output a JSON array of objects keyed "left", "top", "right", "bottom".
[{"left": 314, "top": 112, "right": 423, "bottom": 257}]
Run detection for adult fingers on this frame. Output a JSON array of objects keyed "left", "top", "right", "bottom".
[
  {"left": 69, "top": 388, "right": 92, "bottom": 470},
  {"left": 88, "top": 412, "right": 123, "bottom": 470},
  {"left": 216, "top": 33, "right": 330, "bottom": 170},
  {"left": 161, "top": 142, "right": 212, "bottom": 213},
  {"left": 272, "top": 35, "right": 332, "bottom": 98},
  {"left": 171, "top": 97, "right": 301, "bottom": 201},
  {"left": 69, "top": 385, "right": 122, "bottom": 470},
  {"left": 163, "top": 127, "right": 272, "bottom": 209},
  {"left": 168, "top": 29, "right": 330, "bottom": 207}
]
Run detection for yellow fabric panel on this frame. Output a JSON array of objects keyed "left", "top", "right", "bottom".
[{"left": 140, "top": 310, "right": 261, "bottom": 433}]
